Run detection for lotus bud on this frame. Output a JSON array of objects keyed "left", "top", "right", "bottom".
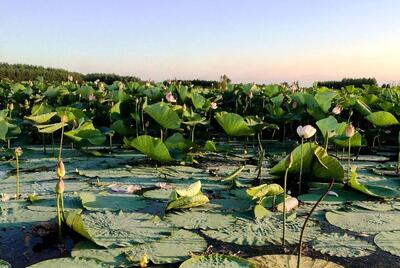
[
  {"left": 28, "top": 80, "right": 33, "bottom": 87},
  {"left": 165, "top": 92, "right": 177, "bottom": 103},
  {"left": 8, "top": 103, "right": 14, "bottom": 111},
  {"left": 345, "top": 124, "right": 355, "bottom": 138},
  {"left": 88, "top": 94, "right": 96, "bottom": 101},
  {"left": 292, "top": 101, "right": 298, "bottom": 109},
  {"left": 286, "top": 153, "right": 293, "bottom": 169},
  {"left": 56, "top": 160, "right": 66, "bottom": 179},
  {"left": 277, "top": 197, "right": 299, "bottom": 212},
  {"left": 15, "top": 147, "right": 23, "bottom": 157},
  {"left": 211, "top": 102, "right": 218, "bottom": 110},
  {"left": 296, "top": 125, "right": 317, "bottom": 139},
  {"left": 332, "top": 106, "right": 342, "bottom": 115},
  {"left": 248, "top": 91, "right": 253, "bottom": 99},
  {"left": 139, "top": 253, "right": 149, "bottom": 268},
  {"left": 55, "top": 180, "right": 65, "bottom": 194}
]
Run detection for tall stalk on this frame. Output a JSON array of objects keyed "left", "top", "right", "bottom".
[
  {"left": 299, "top": 138, "right": 304, "bottom": 195},
  {"left": 297, "top": 178, "right": 334, "bottom": 268},
  {"left": 58, "top": 121, "right": 65, "bottom": 161},
  {"left": 15, "top": 147, "right": 22, "bottom": 199},
  {"left": 347, "top": 137, "right": 351, "bottom": 183},
  {"left": 282, "top": 154, "right": 293, "bottom": 246}
]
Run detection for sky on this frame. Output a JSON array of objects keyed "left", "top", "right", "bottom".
[{"left": 1, "top": 0, "right": 400, "bottom": 85}]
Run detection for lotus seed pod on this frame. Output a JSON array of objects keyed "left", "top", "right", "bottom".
[
  {"left": 286, "top": 153, "right": 293, "bottom": 169},
  {"left": 15, "top": 147, "right": 23, "bottom": 157},
  {"left": 345, "top": 124, "right": 355, "bottom": 138},
  {"left": 55, "top": 180, "right": 65, "bottom": 194},
  {"left": 56, "top": 160, "right": 66, "bottom": 179}
]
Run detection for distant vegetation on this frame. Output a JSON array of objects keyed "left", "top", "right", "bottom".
[{"left": 316, "top": 78, "right": 378, "bottom": 89}]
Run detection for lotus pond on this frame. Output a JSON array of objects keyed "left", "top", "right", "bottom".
[{"left": 0, "top": 80, "right": 400, "bottom": 267}]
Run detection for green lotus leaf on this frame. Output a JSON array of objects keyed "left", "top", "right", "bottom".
[
  {"left": 325, "top": 210, "right": 400, "bottom": 233},
  {"left": 64, "top": 122, "right": 106, "bottom": 146},
  {"left": 25, "top": 112, "right": 57, "bottom": 124},
  {"left": 64, "top": 210, "right": 173, "bottom": 248},
  {"left": 0, "top": 207, "right": 55, "bottom": 228},
  {"left": 315, "top": 89, "right": 337, "bottom": 113},
  {"left": 111, "top": 119, "right": 135, "bottom": 136},
  {"left": 312, "top": 233, "right": 376, "bottom": 257},
  {"left": 0, "top": 119, "right": 21, "bottom": 140},
  {"left": 312, "top": 147, "right": 344, "bottom": 181},
  {"left": 334, "top": 132, "right": 364, "bottom": 147},
  {"left": 165, "top": 211, "right": 236, "bottom": 230},
  {"left": 246, "top": 184, "right": 284, "bottom": 200},
  {"left": 166, "top": 192, "right": 209, "bottom": 211},
  {"left": 355, "top": 99, "right": 372, "bottom": 116},
  {"left": 254, "top": 204, "right": 273, "bottom": 220},
  {"left": 175, "top": 181, "right": 202, "bottom": 197},
  {"left": 365, "top": 111, "right": 399, "bottom": 127},
  {"left": 27, "top": 195, "right": 82, "bottom": 212},
  {"left": 204, "top": 140, "right": 218, "bottom": 152},
  {"left": 180, "top": 254, "right": 255, "bottom": 268},
  {"left": 191, "top": 92, "right": 206, "bottom": 109},
  {"left": 143, "top": 188, "right": 173, "bottom": 200},
  {"left": 124, "top": 135, "right": 173, "bottom": 162},
  {"left": 353, "top": 201, "right": 394, "bottom": 211},
  {"left": 348, "top": 166, "right": 399, "bottom": 198},
  {"left": 298, "top": 189, "right": 368, "bottom": 204},
  {"left": 374, "top": 231, "right": 400, "bottom": 256},
  {"left": 79, "top": 192, "right": 149, "bottom": 212},
  {"left": 316, "top": 116, "right": 338, "bottom": 138},
  {"left": 125, "top": 229, "right": 207, "bottom": 264},
  {"left": 248, "top": 254, "right": 343, "bottom": 268},
  {"left": 27, "top": 257, "right": 108, "bottom": 268},
  {"left": 36, "top": 122, "right": 66, "bottom": 134},
  {"left": 270, "top": 142, "right": 317, "bottom": 175},
  {"left": 144, "top": 102, "right": 181, "bottom": 130},
  {"left": 215, "top": 112, "right": 254, "bottom": 136},
  {"left": 203, "top": 217, "right": 320, "bottom": 246},
  {"left": 164, "top": 133, "right": 190, "bottom": 152}
]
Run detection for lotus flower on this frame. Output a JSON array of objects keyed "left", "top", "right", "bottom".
[
  {"left": 15, "top": 147, "right": 23, "bottom": 157},
  {"left": 68, "top": 75, "right": 73, "bottom": 82},
  {"left": 166, "top": 92, "right": 177, "bottom": 103},
  {"left": 88, "top": 94, "right": 96, "bottom": 101},
  {"left": 345, "top": 124, "right": 355, "bottom": 138},
  {"left": 56, "top": 160, "right": 66, "bottom": 179},
  {"left": 332, "top": 106, "right": 342, "bottom": 115},
  {"left": 248, "top": 91, "right": 253, "bottom": 99},
  {"left": 211, "top": 102, "right": 218, "bottom": 110},
  {"left": 296, "top": 125, "right": 317, "bottom": 139}
]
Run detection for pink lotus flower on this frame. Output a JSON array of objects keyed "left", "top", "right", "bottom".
[
  {"left": 332, "top": 106, "right": 342, "bottom": 115},
  {"left": 166, "top": 92, "right": 176, "bottom": 103},
  {"left": 55, "top": 180, "right": 65, "bottom": 194},
  {"left": 211, "top": 102, "right": 218, "bottom": 110},
  {"left": 89, "top": 94, "right": 96, "bottom": 101},
  {"left": 296, "top": 125, "right": 317, "bottom": 139},
  {"left": 345, "top": 124, "right": 355, "bottom": 138}
]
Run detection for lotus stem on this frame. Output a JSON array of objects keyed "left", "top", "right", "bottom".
[
  {"left": 282, "top": 167, "right": 289, "bottom": 246},
  {"left": 15, "top": 153, "right": 20, "bottom": 199},
  {"left": 191, "top": 125, "right": 196, "bottom": 143},
  {"left": 58, "top": 123, "right": 65, "bottom": 161},
  {"left": 297, "top": 178, "right": 334, "bottom": 268},
  {"left": 7, "top": 139, "right": 10, "bottom": 149},
  {"left": 42, "top": 133, "right": 46, "bottom": 154},
  {"left": 299, "top": 138, "right": 304, "bottom": 195},
  {"left": 347, "top": 137, "right": 351, "bottom": 184},
  {"left": 56, "top": 193, "right": 62, "bottom": 239},
  {"left": 324, "top": 131, "right": 329, "bottom": 151},
  {"left": 397, "top": 150, "right": 400, "bottom": 174},
  {"left": 109, "top": 134, "right": 113, "bottom": 152},
  {"left": 160, "top": 128, "right": 164, "bottom": 142},
  {"left": 52, "top": 133, "right": 55, "bottom": 157}
]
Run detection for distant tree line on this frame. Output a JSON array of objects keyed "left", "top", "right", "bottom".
[
  {"left": 316, "top": 78, "right": 378, "bottom": 89},
  {"left": 0, "top": 63, "right": 141, "bottom": 84}
]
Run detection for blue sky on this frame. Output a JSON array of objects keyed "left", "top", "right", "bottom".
[{"left": 1, "top": 0, "right": 399, "bottom": 84}]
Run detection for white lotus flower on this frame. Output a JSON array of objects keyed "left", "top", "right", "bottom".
[
  {"left": 296, "top": 125, "right": 317, "bottom": 139},
  {"left": 211, "top": 102, "right": 218, "bottom": 110}
]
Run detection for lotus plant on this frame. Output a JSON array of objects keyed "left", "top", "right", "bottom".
[
  {"left": 296, "top": 125, "right": 316, "bottom": 194},
  {"left": 165, "top": 92, "right": 177, "bottom": 103},
  {"left": 14, "top": 147, "right": 23, "bottom": 199},
  {"left": 58, "top": 115, "right": 68, "bottom": 161},
  {"left": 55, "top": 160, "right": 66, "bottom": 238},
  {"left": 282, "top": 153, "right": 293, "bottom": 246},
  {"left": 397, "top": 131, "right": 400, "bottom": 174},
  {"left": 345, "top": 123, "right": 355, "bottom": 183}
]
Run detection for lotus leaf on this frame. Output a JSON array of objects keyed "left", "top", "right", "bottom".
[
  {"left": 165, "top": 211, "right": 236, "bottom": 230},
  {"left": 144, "top": 102, "right": 181, "bottom": 130},
  {"left": 79, "top": 192, "right": 149, "bottom": 212},
  {"left": 180, "top": 254, "right": 255, "bottom": 268},
  {"left": 124, "top": 135, "right": 173, "bottom": 162},
  {"left": 365, "top": 111, "right": 399, "bottom": 127},
  {"left": 215, "top": 112, "right": 254, "bottom": 136},
  {"left": 374, "top": 231, "right": 400, "bottom": 256},
  {"left": 27, "top": 257, "right": 108, "bottom": 268},
  {"left": 248, "top": 254, "right": 343, "bottom": 268}
]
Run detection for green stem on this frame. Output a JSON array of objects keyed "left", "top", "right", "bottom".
[
  {"left": 397, "top": 150, "right": 400, "bottom": 174},
  {"left": 42, "top": 134, "right": 46, "bottom": 154},
  {"left": 191, "top": 125, "right": 196, "bottom": 143},
  {"left": 297, "top": 178, "right": 334, "bottom": 268},
  {"left": 109, "top": 135, "right": 113, "bottom": 152},
  {"left": 347, "top": 137, "right": 351, "bottom": 184},
  {"left": 56, "top": 193, "right": 62, "bottom": 239},
  {"left": 58, "top": 124, "right": 65, "bottom": 161},
  {"left": 52, "top": 133, "right": 55, "bottom": 158},
  {"left": 299, "top": 138, "right": 304, "bottom": 195},
  {"left": 282, "top": 167, "right": 289, "bottom": 246},
  {"left": 160, "top": 128, "right": 164, "bottom": 142},
  {"left": 16, "top": 154, "right": 19, "bottom": 199},
  {"left": 324, "top": 132, "right": 329, "bottom": 151}
]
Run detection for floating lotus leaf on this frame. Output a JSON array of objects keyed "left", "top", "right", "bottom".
[
  {"left": 176, "top": 180, "right": 202, "bottom": 197},
  {"left": 203, "top": 217, "right": 320, "bottom": 246},
  {"left": 211, "top": 198, "right": 253, "bottom": 212},
  {"left": 64, "top": 210, "right": 173, "bottom": 248},
  {"left": 125, "top": 229, "right": 207, "bottom": 264},
  {"left": 248, "top": 254, "right": 343, "bottom": 268},
  {"left": 374, "top": 231, "right": 400, "bottom": 256},
  {"left": 165, "top": 211, "right": 236, "bottom": 230},
  {"left": 27, "top": 195, "right": 82, "bottom": 212},
  {"left": 0, "top": 207, "right": 55, "bottom": 228},
  {"left": 326, "top": 210, "right": 400, "bottom": 233},
  {"left": 298, "top": 189, "right": 368, "bottom": 204},
  {"left": 144, "top": 102, "right": 181, "bottom": 130},
  {"left": 312, "top": 233, "right": 376, "bottom": 257},
  {"left": 27, "top": 257, "right": 108, "bottom": 268},
  {"left": 365, "top": 111, "right": 399, "bottom": 127},
  {"left": 71, "top": 241, "right": 129, "bottom": 267},
  {"left": 124, "top": 135, "right": 173, "bottom": 163},
  {"left": 353, "top": 201, "right": 394, "bottom": 211},
  {"left": 0, "top": 260, "right": 11, "bottom": 268},
  {"left": 143, "top": 188, "right": 173, "bottom": 200},
  {"left": 180, "top": 254, "right": 255, "bottom": 268},
  {"left": 215, "top": 112, "right": 254, "bottom": 136},
  {"left": 79, "top": 192, "right": 149, "bottom": 212},
  {"left": 166, "top": 193, "right": 209, "bottom": 211}
]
